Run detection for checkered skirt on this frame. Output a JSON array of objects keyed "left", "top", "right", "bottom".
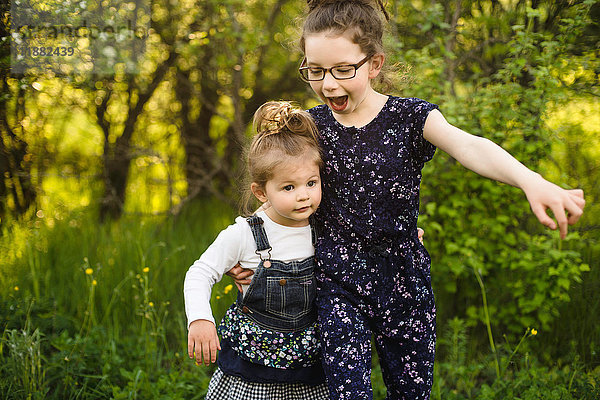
[{"left": 206, "top": 367, "right": 329, "bottom": 400}]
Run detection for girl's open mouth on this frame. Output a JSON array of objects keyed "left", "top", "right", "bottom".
[{"left": 328, "top": 96, "right": 348, "bottom": 112}]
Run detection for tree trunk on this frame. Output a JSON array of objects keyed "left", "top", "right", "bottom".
[
  {"left": 0, "top": 83, "right": 36, "bottom": 221},
  {"left": 175, "top": 67, "right": 220, "bottom": 200},
  {"left": 98, "top": 51, "right": 178, "bottom": 221},
  {"left": 101, "top": 145, "right": 131, "bottom": 220}
]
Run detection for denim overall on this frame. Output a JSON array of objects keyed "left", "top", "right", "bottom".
[{"left": 217, "top": 215, "right": 320, "bottom": 369}]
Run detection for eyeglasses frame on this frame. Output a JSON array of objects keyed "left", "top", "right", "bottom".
[{"left": 298, "top": 54, "right": 372, "bottom": 82}]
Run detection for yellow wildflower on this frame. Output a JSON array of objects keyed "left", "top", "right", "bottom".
[
  {"left": 224, "top": 284, "right": 233, "bottom": 294},
  {"left": 14, "top": 286, "right": 19, "bottom": 291},
  {"left": 92, "top": 280, "right": 97, "bottom": 286},
  {"left": 143, "top": 267, "right": 149, "bottom": 273},
  {"left": 531, "top": 328, "right": 538, "bottom": 336},
  {"left": 85, "top": 268, "right": 93, "bottom": 275},
  {"left": 149, "top": 302, "right": 154, "bottom": 307}
]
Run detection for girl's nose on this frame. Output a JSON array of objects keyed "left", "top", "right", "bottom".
[
  {"left": 321, "top": 72, "right": 339, "bottom": 91},
  {"left": 297, "top": 188, "right": 310, "bottom": 201}
]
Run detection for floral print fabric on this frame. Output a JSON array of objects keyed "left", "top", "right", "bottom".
[
  {"left": 218, "top": 304, "right": 321, "bottom": 369},
  {"left": 309, "top": 97, "right": 438, "bottom": 399}
]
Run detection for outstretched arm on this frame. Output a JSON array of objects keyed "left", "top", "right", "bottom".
[{"left": 423, "top": 109, "right": 585, "bottom": 239}]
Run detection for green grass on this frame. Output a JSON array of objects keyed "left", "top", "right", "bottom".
[
  {"left": 0, "top": 199, "right": 236, "bottom": 398},
  {"left": 1, "top": 199, "right": 599, "bottom": 398}
]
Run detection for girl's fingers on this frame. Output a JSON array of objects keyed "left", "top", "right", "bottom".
[
  {"left": 567, "top": 210, "right": 584, "bottom": 226},
  {"left": 549, "top": 203, "right": 569, "bottom": 239},
  {"left": 197, "top": 343, "right": 205, "bottom": 365},
  {"left": 195, "top": 346, "right": 202, "bottom": 365},
  {"left": 236, "top": 270, "right": 254, "bottom": 279},
  {"left": 196, "top": 337, "right": 222, "bottom": 365},
  {"left": 211, "top": 337, "right": 221, "bottom": 363},
  {"left": 565, "top": 196, "right": 584, "bottom": 226},
  {"left": 531, "top": 203, "right": 557, "bottom": 231},
  {"left": 567, "top": 188, "right": 584, "bottom": 200},
  {"left": 207, "top": 341, "right": 214, "bottom": 365},
  {"left": 531, "top": 187, "right": 586, "bottom": 239},
  {"left": 187, "top": 338, "right": 194, "bottom": 359},
  {"left": 567, "top": 211, "right": 584, "bottom": 226},
  {"left": 568, "top": 190, "right": 586, "bottom": 211},
  {"left": 202, "top": 342, "right": 211, "bottom": 366},
  {"left": 227, "top": 264, "right": 243, "bottom": 276},
  {"left": 226, "top": 264, "right": 254, "bottom": 289}
]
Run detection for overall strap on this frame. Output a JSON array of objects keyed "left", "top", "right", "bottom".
[
  {"left": 246, "top": 216, "right": 272, "bottom": 259},
  {"left": 309, "top": 215, "right": 317, "bottom": 246}
]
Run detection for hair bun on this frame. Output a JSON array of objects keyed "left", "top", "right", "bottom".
[
  {"left": 306, "top": 0, "right": 389, "bottom": 21},
  {"left": 253, "top": 101, "right": 307, "bottom": 137}
]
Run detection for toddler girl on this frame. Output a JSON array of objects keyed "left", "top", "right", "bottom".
[{"left": 184, "top": 101, "right": 329, "bottom": 399}]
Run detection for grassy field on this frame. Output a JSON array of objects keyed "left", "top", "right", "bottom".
[{"left": 1, "top": 199, "right": 599, "bottom": 399}]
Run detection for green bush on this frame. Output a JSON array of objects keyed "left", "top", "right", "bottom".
[{"left": 404, "top": 6, "right": 594, "bottom": 342}]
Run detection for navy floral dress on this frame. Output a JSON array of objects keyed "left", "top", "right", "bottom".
[{"left": 309, "top": 97, "right": 438, "bottom": 400}]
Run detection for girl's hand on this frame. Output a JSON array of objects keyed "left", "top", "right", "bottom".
[
  {"left": 522, "top": 175, "right": 585, "bottom": 239},
  {"left": 418, "top": 227, "right": 424, "bottom": 244},
  {"left": 188, "top": 319, "right": 221, "bottom": 366},
  {"left": 226, "top": 263, "right": 254, "bottom": 292}
]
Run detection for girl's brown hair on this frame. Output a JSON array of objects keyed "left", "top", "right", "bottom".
[
  {"left": 300, "top": 0, "right": 393, "bottom": 89},
  {"left": 241, "top": 101, "right": 322, "bottom": 216}
]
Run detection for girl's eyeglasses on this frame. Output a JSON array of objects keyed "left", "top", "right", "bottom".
[{"left": 298, "top": 55, "right": 371, "bottom": 82}]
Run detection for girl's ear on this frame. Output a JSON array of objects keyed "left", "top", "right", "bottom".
[
  {"left": 251, "top": 182, "right": 268, "bottom": 203},
  {"left": 368, "top": 53, "right": 385, "bottom": 79}
]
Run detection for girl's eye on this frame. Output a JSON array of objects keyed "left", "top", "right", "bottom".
[
  {"left": 307, "top": 180, "right": 317, "bottom": 187},
  {"left": 308, "top": 68, "right": 324, "bottom": 79},
  {"left": 283, "top": 185, "right": 294, "bottom": 191},
  {"left": 333, "top": 67, "right": 354, "bottom": 77}
]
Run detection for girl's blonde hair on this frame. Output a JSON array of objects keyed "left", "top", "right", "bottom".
[
  {"left": 300, "top": 0, "right": 393, "bottom": 89},
  {"left": 241, "top": 101, "right": 322, "bottom": 216}
]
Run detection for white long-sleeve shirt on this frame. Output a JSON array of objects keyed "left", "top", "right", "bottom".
[{"left": 183, "top": 210, "right": 314, "bottom": 327}]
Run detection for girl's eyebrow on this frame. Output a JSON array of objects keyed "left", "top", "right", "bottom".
[
  {"left": 277, "top": 179, "right": 295, "bottom": 185},
  {"left": 278, "top": 174, "right": 319, "bottom": 185},
  {"left": 306, "top": 60, "right": 354, "bottom": 67}
]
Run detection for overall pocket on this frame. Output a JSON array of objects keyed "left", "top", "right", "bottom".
[{"left": 265, "top": 275, "right": 316, "bottom": 320}]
